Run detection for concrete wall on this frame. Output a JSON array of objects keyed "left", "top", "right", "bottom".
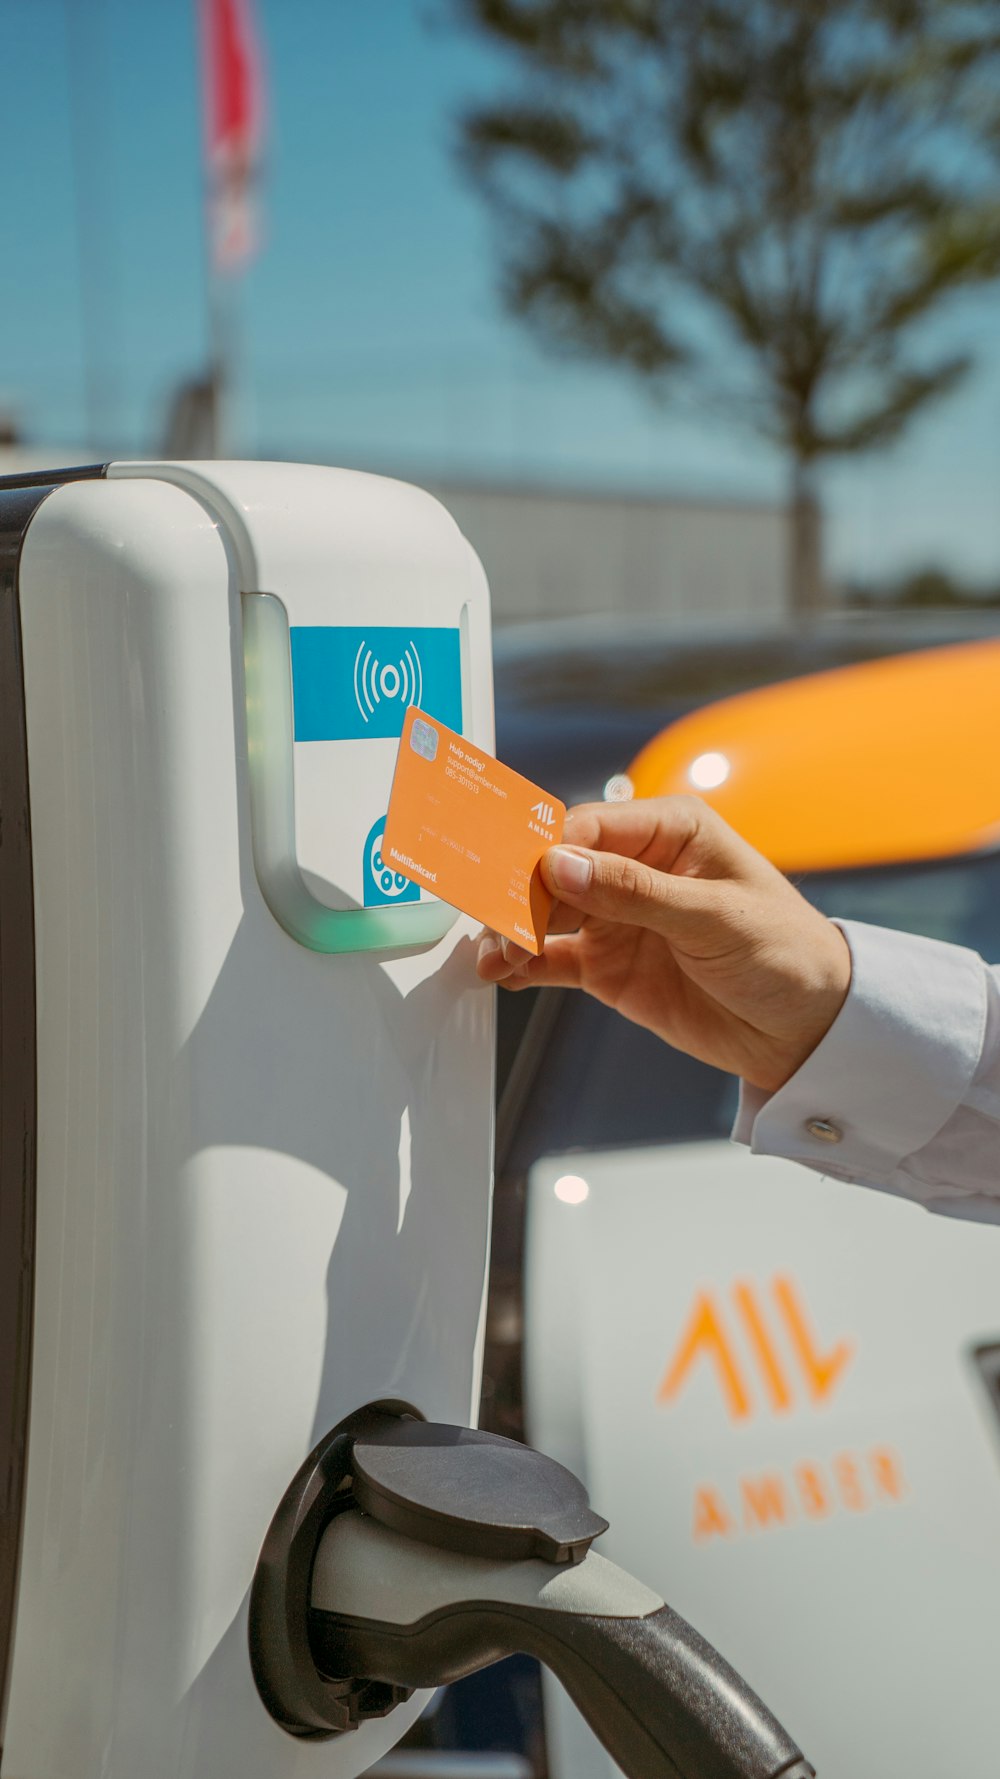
[
  {"left": 426, "top": 479, "right": 790, "bottom": 628},
  {"left": 0, "top": 452, "right": 790, "bottom": 631}
]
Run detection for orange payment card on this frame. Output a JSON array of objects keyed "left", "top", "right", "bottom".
[{"left": 383, "top": 708, "right": 565, "bottom": 953}]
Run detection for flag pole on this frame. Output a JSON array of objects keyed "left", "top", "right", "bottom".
[
  {"left": 197, "top": 0, "right": 265, "bottom": 459},
  {"left": 207, "top": 256, "right": 234, "bottom": 458}
]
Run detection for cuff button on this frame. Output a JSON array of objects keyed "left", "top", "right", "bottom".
[{"left": 805, "top": 1117, "right": 842, "bottom": 1144}]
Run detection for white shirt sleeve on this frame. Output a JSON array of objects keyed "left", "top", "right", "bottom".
[{"left": 732, "top": 919, "right": 1000, "bottom": 1221}]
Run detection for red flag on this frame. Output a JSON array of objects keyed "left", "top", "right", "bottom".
[{"left": 199, "top": 0, "right": 266, "bottom": 272}]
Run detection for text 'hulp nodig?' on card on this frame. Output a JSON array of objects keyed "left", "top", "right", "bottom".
[{"left": 383, "top": 708, "right": 566, "bottom": 954}]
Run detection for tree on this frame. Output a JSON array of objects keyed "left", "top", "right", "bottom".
[{"left": 452, "top": 0, "right": 1000, "bottom": 612}]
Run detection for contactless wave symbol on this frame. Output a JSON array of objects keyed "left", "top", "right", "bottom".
[{"left": 353, "top": 639, "right": 423, "bottom": 724}]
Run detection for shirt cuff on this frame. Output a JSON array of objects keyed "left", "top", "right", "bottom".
[{"left": 732, "top": 919, "right": 989, "bottom": 1181}]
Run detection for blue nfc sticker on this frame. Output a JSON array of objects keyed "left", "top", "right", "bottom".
[{"left": 290, "top": 625, "right": 462, "bottom": 742}]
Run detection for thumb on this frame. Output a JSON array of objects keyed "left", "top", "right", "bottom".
[{"left": 541, "top": 843, "right": 713, "bottom": 936}]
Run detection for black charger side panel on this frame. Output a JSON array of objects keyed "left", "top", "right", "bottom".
[{"left": 0, "top": 464, "right": 105, "bottom": 1755}]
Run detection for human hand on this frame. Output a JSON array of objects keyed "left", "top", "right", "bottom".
[{"left": 476, "top": 797, "right": 851, "bottom": 1094}]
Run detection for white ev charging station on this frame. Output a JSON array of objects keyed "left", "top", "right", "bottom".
[{"left": 0, "top": 461, "right": 813, "bottom": 1779}]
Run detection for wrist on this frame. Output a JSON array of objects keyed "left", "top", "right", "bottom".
[{"left": 749, "top": 921, "right": 853, "bottom": 1094}]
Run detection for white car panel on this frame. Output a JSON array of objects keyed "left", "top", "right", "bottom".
[{"left": 527, "top": 1140, "right": 1000, "bottom": 1779}]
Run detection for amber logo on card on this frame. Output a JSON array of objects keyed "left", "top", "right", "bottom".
[
  {"left": 383, "top": 707, "right": 565, "bottom": 953},
  {"left": 530, "top": 800, "right": 557, "bottom": 833}
]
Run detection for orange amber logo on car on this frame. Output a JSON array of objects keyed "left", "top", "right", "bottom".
[
  {"left": 657, "top": 1277, "right": 854, "bottom": 1420},
  {"left": 657, "top": 1279, "right": 910, "bottom": 1541},
  {"left": 690, "top": 1446, "right": 908, "bottom": 1542}
]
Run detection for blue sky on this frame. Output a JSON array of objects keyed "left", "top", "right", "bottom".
[{"left": 6, "top": 0, "right": 1000, "bottom": 589}]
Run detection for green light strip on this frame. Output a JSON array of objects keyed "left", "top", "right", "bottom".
[{"left": 242, "top": 593, "right": 457, "bottom": 955}]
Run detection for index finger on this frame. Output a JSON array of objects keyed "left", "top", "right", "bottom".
[
  {"left": 562, "top": 796, "right": 700, "bottom": 868},
  {"left": 561, "top": 795, "right": 757, "bottom": 881}
]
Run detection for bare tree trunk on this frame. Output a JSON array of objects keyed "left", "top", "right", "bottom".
[{"left": 787, "top": 458, "right": 824, "bottom": 616}]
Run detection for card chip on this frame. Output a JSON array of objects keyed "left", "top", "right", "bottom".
[
  {"left": 410, "top": 717, "right": 439, "bottom": 761},
  {"left": 385, "top": 707, "right": 565, "bottom": 954}
]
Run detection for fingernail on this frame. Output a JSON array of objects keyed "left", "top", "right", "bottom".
[
  {"left": 501, "top": 937, "right": 531, "bottom": 965},
  {"left": 548, "top": 846, "right": 594, "bottom": 894},
  {"left": 477, "top": 934, "right": 501, "bottom": 966}
]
